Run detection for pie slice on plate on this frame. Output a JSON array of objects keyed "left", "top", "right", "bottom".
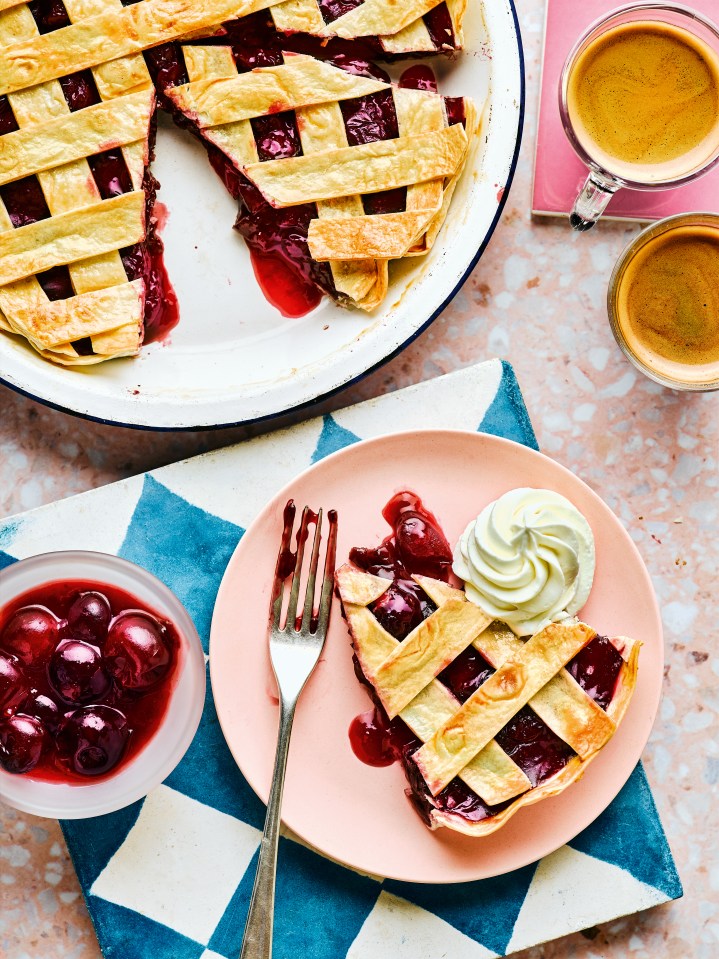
[{"left": 336, "top": 490, "right": 641, "bottom": 837}]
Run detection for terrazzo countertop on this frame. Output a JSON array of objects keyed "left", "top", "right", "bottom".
[{"left": 1, "top": 1, "right": 718, "bottom": 957}]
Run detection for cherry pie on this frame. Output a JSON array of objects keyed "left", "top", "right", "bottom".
[
  {"left": 337, "top": 492, "right": 641, "bottom": 837},
  {"left": 0, "top": 0, "right": 474, "bottom": 364}
]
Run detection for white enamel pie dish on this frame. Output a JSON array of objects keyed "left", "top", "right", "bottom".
[{"left": 0, "top": 0, "right": 524, "bottom": 429}]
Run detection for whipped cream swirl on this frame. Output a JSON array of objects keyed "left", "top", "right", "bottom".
[{"left": 453, "top": 488, "right": 595, "bottom": 636}]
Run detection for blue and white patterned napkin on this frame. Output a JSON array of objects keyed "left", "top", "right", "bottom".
[{"left": 0, "top": 360, "right": 681, "bottom": 959}]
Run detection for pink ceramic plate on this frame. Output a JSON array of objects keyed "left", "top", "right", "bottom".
[{"left": 210, "top": 430, "right": 663, "bottom": 883}]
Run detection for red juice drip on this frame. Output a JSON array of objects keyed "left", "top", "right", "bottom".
[
  {"left": 250, "top": 249, "right": 322, "bottom": 319},
  {"left": 348, "top": 706, "right": 419, "bottom": 767}
]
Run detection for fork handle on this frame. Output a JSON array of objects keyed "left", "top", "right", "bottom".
[{"left": 239, "top": 697, "right": 296, "bottom": 959}]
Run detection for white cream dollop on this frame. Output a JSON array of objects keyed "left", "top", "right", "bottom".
[{"left": 453, "top": 488, "right": 595, "bottom": 636}]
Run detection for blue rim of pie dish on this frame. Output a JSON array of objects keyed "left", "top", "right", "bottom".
[{"left": 0, "top": 4, "right": 526, "bottom": 433}]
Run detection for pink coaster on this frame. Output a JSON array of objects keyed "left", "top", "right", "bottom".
[{"left": 532, "top": 0, "right": 719, "bottom": 222}]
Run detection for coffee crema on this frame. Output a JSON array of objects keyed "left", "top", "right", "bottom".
[
  {"left": 614, "top": 223, "right": 719, "bottom": 386},
  {"left": 567, "top": 21, "right": 719, "bottom": 182}
]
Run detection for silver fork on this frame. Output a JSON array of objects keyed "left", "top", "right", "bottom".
[{"left": 239, "top": 501, "right": 338, "bottom": 959}]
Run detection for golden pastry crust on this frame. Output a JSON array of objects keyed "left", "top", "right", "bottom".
[
  {"left": 0, "top": 0, "right": 157, "bottom": 365},
  {"left": 336, "top": 565, "right": 642, "bottom": 836},
  {"left": 0, "top": 90, "right": 154, "bottom": 186},
  {"left": 167, "top": 56, "right": 388, "bottom": 128},
  {"left": 337, "top": 565, "right": 533, "bottom": 808},
  {"left": 244, "top": 125, "right": 468, "bottom": 207},
  {"left": 166, "top": 51, "right": 475, "bottom": 308},
  {"left": 0, "top": 0, "right": 469, "bottom": 97}
]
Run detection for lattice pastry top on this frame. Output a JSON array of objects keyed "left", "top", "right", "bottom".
[
  {"left": 0, "top": 0, "right": 473, "bottom": 362},
  {"left": 166, "top": 50, "right": 476, "bottom": 310},
  {"left": 336, "top": 564, "right": 641, "bottom": 837},
  {"left": 0, "top": 0, "right": 468, "bottom": 97}
]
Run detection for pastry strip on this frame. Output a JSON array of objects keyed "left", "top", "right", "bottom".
[
  {"left": 307, "top": 210, "right": 437, "bottom": 261},
  {"left": 0, "top": 191, "right": 145, "bottom": 287},
  {"left": 245, "top": 124, "right": 467, "bottom": 207},
  {"left": 372, "top": 599, "right": 492, "bottom": 719},
  {"left": 0, "top": 89, "right": 153, "bottom": 186},
  {"left": 319, "top": 0, "right": 448, "bottom": 39},
  {"left": 414, "top": 621, "right": 597, "bottom": 795},
  {"left": 9, "top": 280, "right": 144, "bottom": 348},
  {"left": 167, "top": 57, "right": 388, "bottom": 128},
  {"left": 295, "top": 99, "right": 387, "bottom": 310}
]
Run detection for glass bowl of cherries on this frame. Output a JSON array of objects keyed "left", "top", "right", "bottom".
[{"left": 0, "top": 551, "right": 205, "bottom": 818}]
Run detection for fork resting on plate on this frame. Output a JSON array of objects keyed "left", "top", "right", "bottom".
[{"left": 239, "top": 501, "right": 337, "bottom": 959}]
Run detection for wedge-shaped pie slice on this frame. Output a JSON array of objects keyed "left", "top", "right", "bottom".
[
  {"left": 156, "top": 45, "right": 475, "bottom": 311},
  {"left": 338, "top": 564, "right": 641, "bottom": 836}
]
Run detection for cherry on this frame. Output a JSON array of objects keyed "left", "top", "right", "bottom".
[
  {"left": 0, "top": 654, "right": 30, "bottom": 715},
  {"left": 21, "top": 691, "right": 60, "bottom": 731},
  {"left": 0, "top": 605, "right": 60, "bottom": 665},
  {"left": 395, "top": 512, "right": 453, "bottom": 577},
  {"left": 56, "top": 706, "right": 130, "bottom": 776},
  {"left": 104, "top": 613, "right": 171, "bottom": 690},
  {"left": 48, "top": 639, "right": 110, "bottom": 705},
  {"left": 0, "top": 714, "right": 47, "bottom": 774},
  {"left": 370, "top": 581, "right": 425, "bottom": 641},
  {"left": 67, "top": 591, "right": 112, "bottom": 644}
]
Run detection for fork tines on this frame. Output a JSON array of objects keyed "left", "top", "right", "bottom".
[{"left": 271, "top": 501, "right": 337, "bottom": 636}]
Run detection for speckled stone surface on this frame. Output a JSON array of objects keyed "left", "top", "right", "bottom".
[{"left": 1, "top": 2, "right": 717, "bottom": 957}]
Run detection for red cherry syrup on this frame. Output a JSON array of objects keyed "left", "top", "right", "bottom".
[{"left": 0, "top": 580, "right": 180, "bottom": 783}]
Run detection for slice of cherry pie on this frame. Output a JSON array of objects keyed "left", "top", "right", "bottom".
[
  {"left": 0, "top": 0, "right": 473, "bottom": 363},
  {"left": 157, "top": 43, "right": 474, "bottom": 311},
  {"left": 337, "top": 492, "right": 641, "bottom": 837}
]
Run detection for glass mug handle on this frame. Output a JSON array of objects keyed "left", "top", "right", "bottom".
[{"left": 570, "top": 169, "right": 621, "bottom": 231}]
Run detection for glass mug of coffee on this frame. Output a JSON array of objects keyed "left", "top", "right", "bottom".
[
  {"left": 608, "top": 212, "right": 719, "bottom": 390},
  {"left": 559, "top": 3, "right": 719, "bottom": 231}
]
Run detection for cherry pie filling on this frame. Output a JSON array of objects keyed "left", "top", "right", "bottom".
[
  {"left": 0, "top": 580, "right": 180, "bottom": 781},
  {"left": 145, "top": 12, "right": 467, "bottom": 317},
  {"left": 0, "top": 0, "right": 179, "bottom": 356},
  {"left": 348, "top": 492, "right": 626, "bottom": 826}
]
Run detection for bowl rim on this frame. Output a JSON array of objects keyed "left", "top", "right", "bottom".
[{"left": 0, "top": 550, "right": 206, "bottom": 819}]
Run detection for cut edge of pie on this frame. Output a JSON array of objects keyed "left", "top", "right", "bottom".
[
  {"left": 161, "top": 49, "right": 477, "bottom": 311},
  {"left": 336, "top": 563, "right": 642, "bottom": 838}
]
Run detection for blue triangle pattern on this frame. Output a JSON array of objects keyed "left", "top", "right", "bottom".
[
  {"left": 163, "top": 663, "right": 266, "bottom": 829},
  {"left": 62, "top": 799, "right": 145, "bottom": 889},
  {"left": 0, "top": 549, "right": 17, "bottom": 570},
  {"left": 568, "top": 763, "right": 683, "bottom": 899},
  {"left": 118, "top": 475, "right": 244, "bottom": 653},
  {"left": 386, "top": 860, "right": 539, "bottom": 956},
  {"left": 311, "top": 414, "right": 361, "bottom": 463},
  {"left": 86, "top": 896, "right": 205, "bottom": 959},
  {"left": 479, "top": 360, "right": 539, "bottom": 450},
  {"left": 208, "top": 838, "right": 380, "bottom": 959}
]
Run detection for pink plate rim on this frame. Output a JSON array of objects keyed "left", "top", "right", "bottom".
[{"left": 209, "top": 429, "right": 663, "bottom": 883}]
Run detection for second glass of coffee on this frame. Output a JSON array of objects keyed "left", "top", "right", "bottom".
[{"left": 559, "top": 3, "right": 719, "bottom": 230}]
